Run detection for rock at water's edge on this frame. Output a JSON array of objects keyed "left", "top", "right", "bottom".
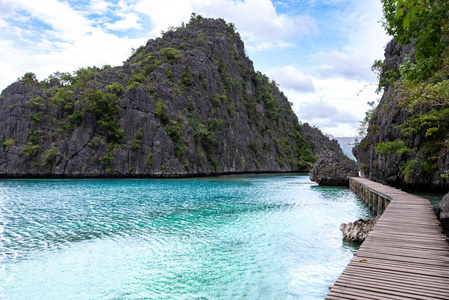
[
  {"left": 310, "top": 150, "right": 359, "bottom": 186},
  {"left": 436, "top": 193, "right": 449, "bottom": 236},
  {"left": 340, "top": 217, "right": 378, "bottom": 242}
]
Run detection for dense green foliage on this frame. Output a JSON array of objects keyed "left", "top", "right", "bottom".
[
  {"left": 83, "top": 89, "right": 124, "bottom": 144},
  {"left": 52, "top": 88, "right": 76, "bottom": 112},
  {"left": 382, "top": 0, "right": 449, "bottom": 81},
  {"left": 19, "top": 72, "right": 38, "bottom": 85},
  {"left": 159, "top": 48, "right": 182, "bottom": 63}
]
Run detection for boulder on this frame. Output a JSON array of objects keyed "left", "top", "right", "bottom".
[
  {"left": 309, "top": 150, "right": 359, "bottom": 186},
  {"left": 436, "top": 193, "right": 449, "bottom": 235},
  {"left": 340, "top": 217, "right": 378, "bottom": 242}
]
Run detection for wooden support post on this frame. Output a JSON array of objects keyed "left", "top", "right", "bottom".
[
  {"left": 368, "top": 190, "right": 371, "bottom": 209},
  {"left": 373, "top": 193, "right": 378, "bottom": 215},
  {"left": 377, "top": 194, "right": 382, "bottom": 215},
  {"left": 361, "top": 184, "right": 364, "bottom": 199},
  {"left": 366, "top": 188, "right": 369, "bottom": 204}
]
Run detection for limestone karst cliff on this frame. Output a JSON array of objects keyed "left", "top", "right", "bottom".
[
  {"left": 0, "top": 17, "right": 339, "bottom": 178},
  {"left": 353, "top": 39, "right": 449, "bottom": 191}
]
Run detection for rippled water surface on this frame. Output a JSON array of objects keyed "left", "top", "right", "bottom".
[{"left": 0, "top": 174, "right": 370, "bottom": 299}]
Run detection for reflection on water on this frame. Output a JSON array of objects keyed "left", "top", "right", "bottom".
[{"left": 0, "top": 174, "right": 370, "bottom": 299}]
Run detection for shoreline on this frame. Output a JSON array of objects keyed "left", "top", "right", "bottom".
[{"left": 0, "top": 169, "right": 310, "bottom": 180}]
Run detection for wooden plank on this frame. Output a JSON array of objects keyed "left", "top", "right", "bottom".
[
  {"left": 360, "top": 242, "right": 449, "bottom": 252},
  {"left": 354, "top": 253, "right": 446, "bottom": 266},
  {"left": 326, "top": 290, "right": 381, "bottom": 300},
  {"left": 339, "top": 269, "right": 449, "bottom": 288},
  {"left": 327, "top": 286, "right": 406, "bottom": 300},
  {"left": 367, "top": 231, "right": 446, "bottom": 240},
  {"left": 329, "top": 284, "right": 435, "bottom": 300},
  {"left": 334, "top": 275, "right": 449, "bottom": 298},
  {"left": 356, "top": 247, "right": 449, "bottom": 260},
  {"left": 363, "top": 236, "right": 448, "bottom": 246},
  {"left": 346, "top": 261, "right": 449, "bottom": 278}
]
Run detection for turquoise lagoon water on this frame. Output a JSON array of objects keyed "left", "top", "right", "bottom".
[{"left": 0, "top": 174, "right": 371, "bottom": 299}]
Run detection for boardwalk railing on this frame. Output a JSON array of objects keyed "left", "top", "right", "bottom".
[
  {"left": 349, "top": 178, "right": 392, "bottom": 216},
  {"left": 326, "top": 177, "right": 449, "bottom": 300}
]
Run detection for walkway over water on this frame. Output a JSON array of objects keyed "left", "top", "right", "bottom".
[{"left": 326, "top": 177, "right": 449, "bottom": 300}]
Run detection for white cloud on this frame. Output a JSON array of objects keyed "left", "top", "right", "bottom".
[
  {"left": 133, "top": 0, "right": 317, "bottom": 47},
  {"left": 0, "top": 0, "right": 13, "bottom": 15},
  {"left": 267, "top": 66, "right": 315, "bottom": 92},
  {"left": 312, "top": 50, "right": 374, "bottom": 81},
  {"left": 245, "top": 41, "right": 294, "bottom": 53},
  {"left": 274, "top": 0, "right": 388, "bottom": 135},
  {"left": 90, "top": 0, "right": 111, "bottom": 12},
  {"left": 10, "top": 0, "right": 92, "bottom": 41},
  {"left": 194, "top": 0, "right": 318, "bottom": 44},
  {"left": 105, "top": 12, "right": 142, "bottom": 31},
  {"left": 135, "top": 0, "right": 194, "bottom": 36},
  {"left": 0, "top": 40, "right": 27, "bottom": 88},
  {"left": 282, "top": 76, "right": 379, "bottom": 136},
  {"left": 297, "top": 98, "right": 359, "bottom": 124},
  {"left": 32, "top": 29, "right": 147, "bottom": 72},
  {"left": 0, "top": 29, "right": 146, "bottom": 89},
  {"left": 310, "top": 0, "right": 389, "bottom": 82},
  {"left": 0, "top": 0, "right": 147, "bottom": 90}
]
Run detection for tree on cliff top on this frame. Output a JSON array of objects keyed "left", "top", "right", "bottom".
[{"left": 381, "top": 0, "right": 449, "bottom": 81}]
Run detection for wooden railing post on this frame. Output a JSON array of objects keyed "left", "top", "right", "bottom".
[{"left": 373, "top": 193, "right": 378, "bottom": 215}]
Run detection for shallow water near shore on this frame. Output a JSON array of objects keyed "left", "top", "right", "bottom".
[{"left": 0, "top": 173, "right": 371, "bottom": 299}]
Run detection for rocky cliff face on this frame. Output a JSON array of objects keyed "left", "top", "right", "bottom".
[
  {"left": 353, "top": 39, "right": 449, "bottom": 192},
  {"left": 310, "top": 150, "right": 359, "bottom": 186},
  {"left": 436, "top": 193, "right": 449, "bottom": 236},
  {"left": 0, "top": 17, "right": 337, "bottom": 178}
]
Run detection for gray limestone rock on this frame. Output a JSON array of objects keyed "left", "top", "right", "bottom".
[
  {"left": 309, "top": 150, "right": 359, "bottom": 186},
  {"left": 340, "top": 217, "right": 378, "bottom": 242},
  {"left": 436, "top": 193, "right": 449, "bottom": 235}
]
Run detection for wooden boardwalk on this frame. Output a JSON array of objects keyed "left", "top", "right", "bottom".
[{"left": 326, "top": 177, "right": 449, "bottom": 300}]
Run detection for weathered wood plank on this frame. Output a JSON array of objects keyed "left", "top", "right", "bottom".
[
  {"left": 335, "top": 275, "right": 449, "bottom": 298},
  {"left": 339, "top": 269, "right": 449, "bottom": 288}
]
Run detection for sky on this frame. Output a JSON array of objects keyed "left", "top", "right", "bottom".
[{"left": 0, "top": 0, "right": 390, "bottom": 137}]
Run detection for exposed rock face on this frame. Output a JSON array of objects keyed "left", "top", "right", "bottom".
[
  {"left": 309, "top": 150, "right": 359, "bottom": 186},
  {"left": 340, "top": 217, "right": 378, "bottom": 242},
  {"left": 0, "top": 17, "right": 336, "bottom": 178},
  {"left": 353, "top": 39, "right": 449, "bottom": 191},
  {"left": 436, "top": 193, "right": 449, "bottom": 236}
]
